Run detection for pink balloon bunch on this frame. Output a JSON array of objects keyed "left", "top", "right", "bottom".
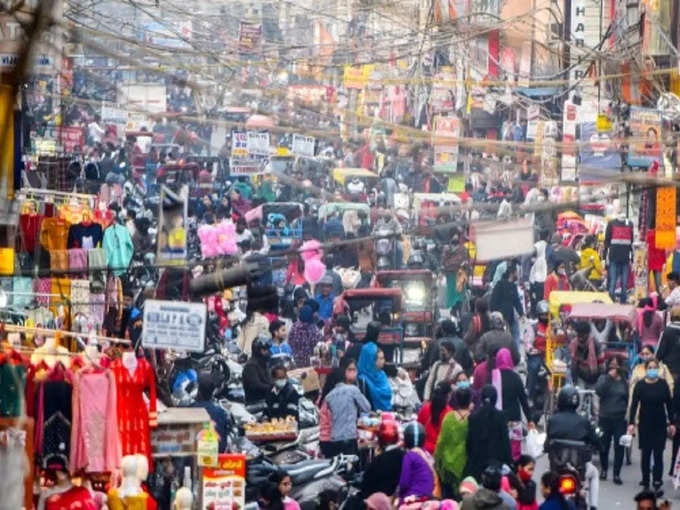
[
  {"left": 300, "top": 239, "right": 326, "bottom": 284},
  {"left": 198, "top": 221, "right": 239, "bottom": 258}
]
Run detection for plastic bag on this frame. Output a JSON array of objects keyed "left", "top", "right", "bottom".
[{"left": 526, "top": 428, "right": 546, "bottom": 458}]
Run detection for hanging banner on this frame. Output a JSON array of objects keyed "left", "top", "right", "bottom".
[
  {"left": 627, "top": 107, "right": 662, "bottom": 168},
  {"left": 157, "top": 185, "right": 188, "bottom": 264},
  {"left": 202, "top": 454, "right": 246, "bottom": 510},
  {"left": 231, "top": 130, "right": 248, "bottom": 157},
  {"left": 578, "top": 119, "right": 621, "bottom": 182},
  {"left": 292, "top": 134, "right": 315, "bottom": 157},
  {"left": 526, "top": 105, "right": 539, "bottom": 140},
  {"left": 238, "top": 21, "right": 261, "bottom": 53},
  {"left": 343, "top": 65, "right": 365, "bottom": 90},
  {"left": 633, "top": 242, "right": 648, "bottom": 302},
  {"left": 561, "top": 100, "right": 577, "bottom": 181},
  {"left": 656, "top": 187, "right": 676, "bottom": 249},
  {"left": 432, "top": 115, "right": 460, "bottom": 173}
]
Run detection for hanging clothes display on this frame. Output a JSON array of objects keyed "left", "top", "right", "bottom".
[
  {"left": 70, "top": 366, "right": 121, "bottom": 474},
  {"left": 111, "top": 357, "right": 157, "bottom": 468},
  {"left": 103, "top": 223, "right": 134, "bottom": 277},
  {"left": 0, "top": 349, "right": 27, "bottom": 417}
]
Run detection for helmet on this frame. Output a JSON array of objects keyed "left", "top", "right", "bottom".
[
  {"left": 377, "top": 420, "right": 399, "bottom": 447},
  {"left": 252, "top": 334, "right": 272, "bottom": 355},
  {"left": 489, "top": 311, "right": 506, "bottom": 330},
  {"left": 537, "top": 300, "right": 549, "bottom": 316},
  {"left": 403, "top": 422, "right": 426, "bottom": 449},
  {"left": 557, "top": 385, "right": 580, "bottom": 412}
]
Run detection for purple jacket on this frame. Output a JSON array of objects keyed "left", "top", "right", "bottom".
[{"left": 398, "top": 449, "right": 434, "bottom": 502}]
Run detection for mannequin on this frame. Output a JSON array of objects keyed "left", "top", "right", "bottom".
[
  {"left": 31, "top": 334, "right": 70, "bottom": 367},
  {"left": 604, "top": 212, "right": 634, "bottom": 304},
  {"left": 39, "top": 467, "right": 98, "bottom": 510},
  {"left": 121, "top": 350, "right": 138, "bottom": 378},
  {"left": 173, "top": 488, "right": 193, "bottom": 510},
  {"left": 108, "top": 455, "right": 149, "bottom": 510}
]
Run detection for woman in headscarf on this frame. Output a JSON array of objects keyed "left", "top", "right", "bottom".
[
  {"left": 358, "top": 341, "right": 392, "bottom": 411},
  {"left": 464, "top": 385, "right": 512, "bottom": 480},
  {"left": 637, "top": 296, "right": 664, "bottom": 349},
  {"left": 288, "top": 305, "right": 322, "bottom": 367},
  {"left": 492, "top": 348, "right": 533, "bottom": 461},
  {"left": 435, "top": 387, "right": 472, "bottom": 498}
]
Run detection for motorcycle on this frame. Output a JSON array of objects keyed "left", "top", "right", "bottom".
[
  {"left": 246, "top": 454, "right": 358, "bottom": 510},
  {"left": 547, "top": 439, "right": 591, "bottom": 510}
]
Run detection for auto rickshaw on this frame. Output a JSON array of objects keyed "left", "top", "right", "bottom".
[
  {"left": 318, "top": 202, "right": 371, "bottom": 231},
  {"left": 331, "top": 167, "right": 379, "bottom": 199},
  {"left": 412, "top": 192, "right": 462, "bottom": 227},
  {"left": 244, "top": 202, "right": 303, "bottom": 251},
  {"left": 332, "top": 288, "right": 404, "bottom": 363},
  {"left": 374, "top": 270, "right": 436, "bottom": 368},
  {"left": 545, "top": 291, "right": 613, "bottom": 405},
  {"left": 566, "top": 302, "right": 638, "bottom": 366},
  {"left": 157, "top": 163, "right": 200, "bottom": 190}
]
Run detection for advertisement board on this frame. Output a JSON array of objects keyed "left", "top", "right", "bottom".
[
  {"left": 578, "top": 121, "right": 621, "bottom": 182},
  {"left": 292, "top": 134, "right": 315, "bottom": 157},
  {"left": 56, "top": 126, "right": 84, "bottom": 153},
  {"left": 627, "top": 107, "right": 662, "bottom": 168},
  {"left": 142, "top": 299, "right": 207, "bottom": 352},
  {"left": 202, "top": 454, "right": 246, "bottom": 510},
  {"left": 432, "top": 115, "right": 460, "bottom": 173}
]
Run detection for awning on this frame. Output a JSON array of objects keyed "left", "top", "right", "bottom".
[{"left": 515, "top": 87, "right": 561, "bottom": 98}]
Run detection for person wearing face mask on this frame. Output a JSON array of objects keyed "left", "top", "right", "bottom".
[
  {"left": 423, "top": 339, "right": 464, "bottom": 401},
  {"left": 543, "top": 260, "right": 571, "bottom": 300},
  {"left": 450, "top": 372, "right": 481, "bottom": 409},
  {"left": 595, "top": 356, "right": 628, "bottom": 484},
  {"left": 243, "top": 336, "right": 273, "bottom": 406},
  {"left": 629, "top": 358, "right": 674, "bottom": 495},
  {"left": 265, "top": 364, "right": 299, "bottom": 422}
]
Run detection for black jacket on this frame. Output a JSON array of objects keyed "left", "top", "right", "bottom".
[
  {"left": 265, "top": 381, "right": 300, "bottom": 421},
  {"left": 360, "top": 446, "right": 405, "bottom": 498},
  {"left": 546, "top": 410, "right": 598, "bottom": 461},
  {"left": 657, "top": 322, "right": 680, "bottom": 379},
  {"left": 595, "top": 373, "right": 628, "bottom": 420},
  {"left": 243, "top": 356, "right": 272, "bottom": 404},
  {"left": 490, "top": 279, "right": 523, "bottom": 326},
  {"left": 498, "top": 370, "right": 531, "bottom": 422}
]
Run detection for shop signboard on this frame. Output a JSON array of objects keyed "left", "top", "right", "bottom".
[
  {"left": 231, "top": 131, "right": 248, "bottom": 158},
  {"left": 343, "top": 65, "right": 365, "bottom": 90},
  {"left": 56, "top": 126, "right": 84, "bottom": 153},
  {"left": 472, "top": 217, "right": 534, "bottom": 261},
  {"left": 202, "top": 454, "right": 246, "bottom": 510},
  {"left": 142, "top": 299, "right": 207, "bottom": 352},
  {"left": 627, "top": 107, "right": 662, "bottom": 168},
  {"left": 229, "top": 158, "right": 267, "bottom": 176},
  {"left": 246, "top": 131, "right": 270, "bottom": 156},
  {"left": 292, "top": 134, "right": 315, "bottom": 157},
  {"left": 526, "top": 105, "right": 539, "bottom": 140},
  {"left": 561, "top": 100, "right": 578, "bottom": 182},
  {"left": 578, "top": 120, "right": 621, "bottom": 182},
  {"left": 288, "top": 85, "right": 329, "bottom": 104},
  {"left": 432, "top": 115, "right": 460, "bottom": 174}
]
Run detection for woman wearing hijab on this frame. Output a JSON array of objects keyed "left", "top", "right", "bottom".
[
  {"left": 288, "top": 305, "right": 322, "bottom": 367},
  {"left": 492, "top": 348, "right": 533, "bottom": 461},
  {"left": 464, "top": 385, "right": 512, "bottom": 480},
  {"left": 358, "top": 341, "right": 392, "bottom": 411},
  {"left": 435, "top": 387, "right": 472, "bottom": 497}
]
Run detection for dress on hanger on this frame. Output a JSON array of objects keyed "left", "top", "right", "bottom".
[
  {"left": 111, "top": 358, "right": 157, "bottom": 468},
  {"left": 35, "top": 364, "right": 73, "bottom": 470},
  {"left": 70, "top": 366, "right": 121, "bottom": 474},
  {"left": 67, "top": 222, "right": 103, "bottom": 250}
]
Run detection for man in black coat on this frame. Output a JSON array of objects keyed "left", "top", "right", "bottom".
[
  {"left": 490, "top": 262, "right": 524, "bottom": 350},
  {"left": 243, "top": 337, "right": 273, "bottom": 405}
]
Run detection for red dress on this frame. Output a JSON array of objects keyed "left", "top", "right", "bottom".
[
  {"left": 45, "top": 486, "right": 98, "bottom": 510},
  {"left": 111, "top": 358, "right": 157, "bottom": 468},
  {"left": 417, "top": 402, "right": 453, "bottom": 454}
]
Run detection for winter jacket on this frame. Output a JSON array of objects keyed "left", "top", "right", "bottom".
[
  {"left": 103, "top": 223, "right": 134, "bottom": 276},
  {"left": 657, "top": 322, "right": 680, "bottom": 379},
  {"left": 604, "top": 218, "right": 633, "bottom": 263},
  {"left": 477, "top": 330, "right": 521, "bottom": 367},
  {"left": 594, "top": 373, "right": 628, "bottom": 420},
  {"left": 243, "top": 356, "right": 272, "bottom": 404},
  {"left": 360, "top": 445, "right": 405, "bottom": 498},
  {"left": 490, "top": 279, "right": 523, "bottom": 326},
  {"left": 460, "top": 489, "right": 511, "bottom": 510},
  {"left": 265, "top": 381, "right": 300, "bottom": 421},
  {"left": 325, "top": 383, "right": 371, "bottom": 441}
]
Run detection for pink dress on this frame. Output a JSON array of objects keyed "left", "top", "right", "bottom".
[{"left": 70, "top": 366, "right": 121, "bottom": 473}]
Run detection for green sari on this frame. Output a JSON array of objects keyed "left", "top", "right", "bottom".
[{"left": 434, "top": 410, "right": 469, "bottom": 489}]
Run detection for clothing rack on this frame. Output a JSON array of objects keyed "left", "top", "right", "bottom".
[{"left": 2, "top": 323, "right": 131, "bottom": 345}]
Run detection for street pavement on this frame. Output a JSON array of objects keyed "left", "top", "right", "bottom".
[{"left": 535, "top": 441, "right": 679, "bottom": 508}]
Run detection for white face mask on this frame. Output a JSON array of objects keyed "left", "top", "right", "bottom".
[{"left": 274, "top": 379, "right": 287, "bottom": 389}]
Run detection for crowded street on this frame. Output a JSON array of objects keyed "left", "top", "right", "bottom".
[{"left": 2, "top": 0, "right": 680, "bottom": 509}]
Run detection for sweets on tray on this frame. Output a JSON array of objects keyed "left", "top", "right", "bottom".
[{"left": 244, "top": 416, "right": 297, "bottom": 441}]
